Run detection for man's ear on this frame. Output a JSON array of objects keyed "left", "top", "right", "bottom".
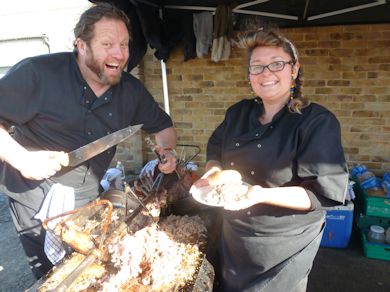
[{"left": 75, "top": 38, "right": 86, "bottom": 55}]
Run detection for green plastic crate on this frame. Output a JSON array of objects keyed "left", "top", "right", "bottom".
[
  {"left": 353, "top": 178, "right": 390, "bottom": 218},
  {"left": 358, "top": 214, "right": 390, "bottom": 261}
]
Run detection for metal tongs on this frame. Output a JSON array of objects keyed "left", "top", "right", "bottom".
[
  {"left": 123, "top": 177, "right": 162, "bottom": 218},
  {"left": 145, "top": 137, "right": 167, "bottom": 164}
]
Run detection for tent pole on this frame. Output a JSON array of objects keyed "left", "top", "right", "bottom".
[
  {"left": 164, "top": 4, "right": 297, "bottom": 21},
  {"left": 158, "top": 8, "right": 170, "bottom": 115},
  {"left": 160, "top": 59, "right": 170, "bottom": 115},
  {"left": 307, "top": 0, "right": 386, "bottom": 21}
]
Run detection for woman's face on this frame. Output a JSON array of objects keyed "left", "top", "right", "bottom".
[{"left": 249, "top": 46, "right": 299, "bottom": 105}]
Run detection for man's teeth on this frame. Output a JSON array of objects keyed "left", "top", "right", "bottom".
[{"left": 106, "top": 64, "right": 119, "bottom": 69}]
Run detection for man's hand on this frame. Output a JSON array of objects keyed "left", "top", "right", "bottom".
[
  {"left": 15, "top": 150, "right": 68, "bottom": 180},
  {"left": 156, "top": 147, "right": 177, "bottom": 174},
  {"left": 154, "top": 127, "right": 176, "bottom": 174}
]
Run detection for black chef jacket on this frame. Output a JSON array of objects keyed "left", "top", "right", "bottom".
[
  {"left": 0, "top": 52, "right": 172, "bottom": 210},
  {"left": 207, "top": 97, "right": 348, "bottom": 291}
]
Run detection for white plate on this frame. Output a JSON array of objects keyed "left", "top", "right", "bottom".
[
  {"left": 190, "top": 182, "right": 250, "bottom": 207},
  {"left": 189, "top": 185, "right": 224, "bottom": 207}
]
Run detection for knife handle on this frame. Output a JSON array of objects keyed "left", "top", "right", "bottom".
[
  {"left": 154, "top": 150, "right": 167, "bottom": 164},
  {"left": 145, "top": 137, "right": 167, "bottom": 164}
]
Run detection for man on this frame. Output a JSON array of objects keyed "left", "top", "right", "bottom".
[{"left": 0, "top": 3, "right": 176, "bottom": 279}]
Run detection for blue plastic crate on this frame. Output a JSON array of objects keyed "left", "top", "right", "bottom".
[{"left": 320, "top": 201, "right": 354, "bottom": 248}]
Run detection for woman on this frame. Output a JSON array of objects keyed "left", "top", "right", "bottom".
[{"left": 191, "top": 29, "right": 349, "bottom": 291}]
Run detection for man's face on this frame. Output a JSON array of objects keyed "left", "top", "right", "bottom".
[{"left": 82, "top": 17, "right": 129, "bottom": 86}]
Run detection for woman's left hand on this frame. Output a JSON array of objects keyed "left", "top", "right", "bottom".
[{"left": 224, "top": 185, "right": 263, "bottom": 211}]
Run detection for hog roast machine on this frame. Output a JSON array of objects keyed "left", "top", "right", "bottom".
[{"left": 28, "top": 144, "right": 216, "bottom": 292}]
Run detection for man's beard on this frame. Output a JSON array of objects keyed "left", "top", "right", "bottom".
[{"left": 85, "top": 48, "right": 122, "bottom": 86}]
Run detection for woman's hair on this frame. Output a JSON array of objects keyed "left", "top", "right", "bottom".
[
  {"left": 73, "top": 2, "right": 131, "bottom": 51},
  {"left": 237, "top": 28, "right": 310, "bottom": 114}
]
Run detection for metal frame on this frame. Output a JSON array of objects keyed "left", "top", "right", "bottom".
[
  {"left": 307, "top": 0, "right": 386, "bottom": 21},
  {"left": 130, "top": 0, "right": 387, "bottom": 114}
]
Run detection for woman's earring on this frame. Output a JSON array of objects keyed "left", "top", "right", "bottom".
[{"left": 290, "top": 72, "right": 295, "bottom": 101}]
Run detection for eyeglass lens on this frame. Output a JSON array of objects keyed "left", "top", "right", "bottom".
[{"left": 249, "top": 61, "right": 291, "bottom": 74}]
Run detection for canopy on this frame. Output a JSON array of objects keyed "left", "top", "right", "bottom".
[
  {"left": 89, "top": 0, "right": 390, "bottom": 113},
  {"left": 129, "top": 0, "right": 389, "bottom": 27}
]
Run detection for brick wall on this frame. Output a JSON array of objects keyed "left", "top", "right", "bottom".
[
  {"left": 118, "top": 23, "right": 390, "bottom": 176},
  {"left": 285, "top": 24, "right": 390, "bottom": 175},
  {"left": 113, "top": 66, "right": 143, "bottom": 174}
]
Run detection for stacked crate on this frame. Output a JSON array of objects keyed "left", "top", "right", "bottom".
[{"left": 353, "top": 179, "right": 390, "bottom": 261}]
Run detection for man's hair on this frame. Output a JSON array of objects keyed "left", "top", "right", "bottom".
[{"left": 73, "top": 2, "right": 131, "bottom": 51}]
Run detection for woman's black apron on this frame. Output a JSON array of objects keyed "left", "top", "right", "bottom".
[{"left": 219, "top": 205, "right": 325, "bottom": 292}]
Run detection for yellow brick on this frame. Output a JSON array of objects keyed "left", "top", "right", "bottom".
[{"left": 115, "top": 23, "right": 390, "bottom": 175}]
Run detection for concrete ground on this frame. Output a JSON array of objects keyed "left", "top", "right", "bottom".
[
  {"left": 308, "top": 231, "right": 390, "bottom": 292},
  {"left": 0, "top": 192, "right": 389, "bottom": 291},
  {"left": 0, "top": 194, "right": 35, "bottom": 292}
]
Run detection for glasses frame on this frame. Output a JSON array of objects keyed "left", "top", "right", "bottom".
[{"left": 249, "top": 60, "right": 294, "bottom": 75}]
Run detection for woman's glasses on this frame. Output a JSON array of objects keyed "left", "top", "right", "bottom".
[{"left": 249, "top": 60, "right": 293, "bottom": 75}]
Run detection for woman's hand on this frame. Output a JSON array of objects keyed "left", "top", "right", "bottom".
[
  {"left": 224, "top": 185, "right": 263, "bottom": 211},
  {"left": 14, "top": 150, "right": 68, "bottom": 180},
  {"left": 224, "top": 185, "right": 312, "bottom": 211},
  {"left": 192, "top": 167, "right": 221, "bottom": 188},
  {"left": 193, "top": 168, "right": 242, "bottom": 188}
]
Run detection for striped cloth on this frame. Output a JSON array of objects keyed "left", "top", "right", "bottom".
[{"left": 34, "top": 183, "right": 75, "bottom": 265}]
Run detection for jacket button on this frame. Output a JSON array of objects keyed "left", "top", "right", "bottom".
[
  {"left": 255, "top": 133, "right": 259, "bottom": 137},
  {"left": 108, "top": 112, "right": 113, "bottom": 116},
  {"left": 235, "top": 143, "right": 240, "bottom": 147},
  {"left": 251, "top": 171, "right": 255, "bottom": 175},
  {"left": 87, "top": 131, "right": 92, "bottom": 135},
  {"left": 257, "top": 144, "right": 261, "bottom": 148},
  {"left": 230, "top": 162, "right": 234, "bottom": 166}
]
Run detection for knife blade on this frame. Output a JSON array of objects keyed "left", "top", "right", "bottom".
[{"left": 66, "top": 124, "right": 143, "bottom": 167}]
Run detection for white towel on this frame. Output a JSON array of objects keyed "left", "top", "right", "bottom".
[
  {"left": 211, "top": 5, "right": 233, "bottom": 62},
  {"left": 193, "top": 12, "right": 213, "bottom": 58},
  {"left": 35, "top": 183, "right": 75, "bottom": 265}
]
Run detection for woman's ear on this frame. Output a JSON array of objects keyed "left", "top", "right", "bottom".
[{"left": 292, "top": 61, "right": 300, "bottom": 79}]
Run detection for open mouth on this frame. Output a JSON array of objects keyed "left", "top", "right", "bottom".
[
  {"left": 105, "top": 63, "right": 120, "bottom": 70},
  {"left": 261, "top": 80, "right": 278, "bottom": 87}
]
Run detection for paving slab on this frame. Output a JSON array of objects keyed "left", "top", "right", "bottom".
[{"left": 308, "top": 231, "right": 390, "bottom": 292}]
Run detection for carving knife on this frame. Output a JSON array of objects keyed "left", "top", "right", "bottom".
[{"left": 66, "top": 124, "right": 143, "bottom": 167}]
